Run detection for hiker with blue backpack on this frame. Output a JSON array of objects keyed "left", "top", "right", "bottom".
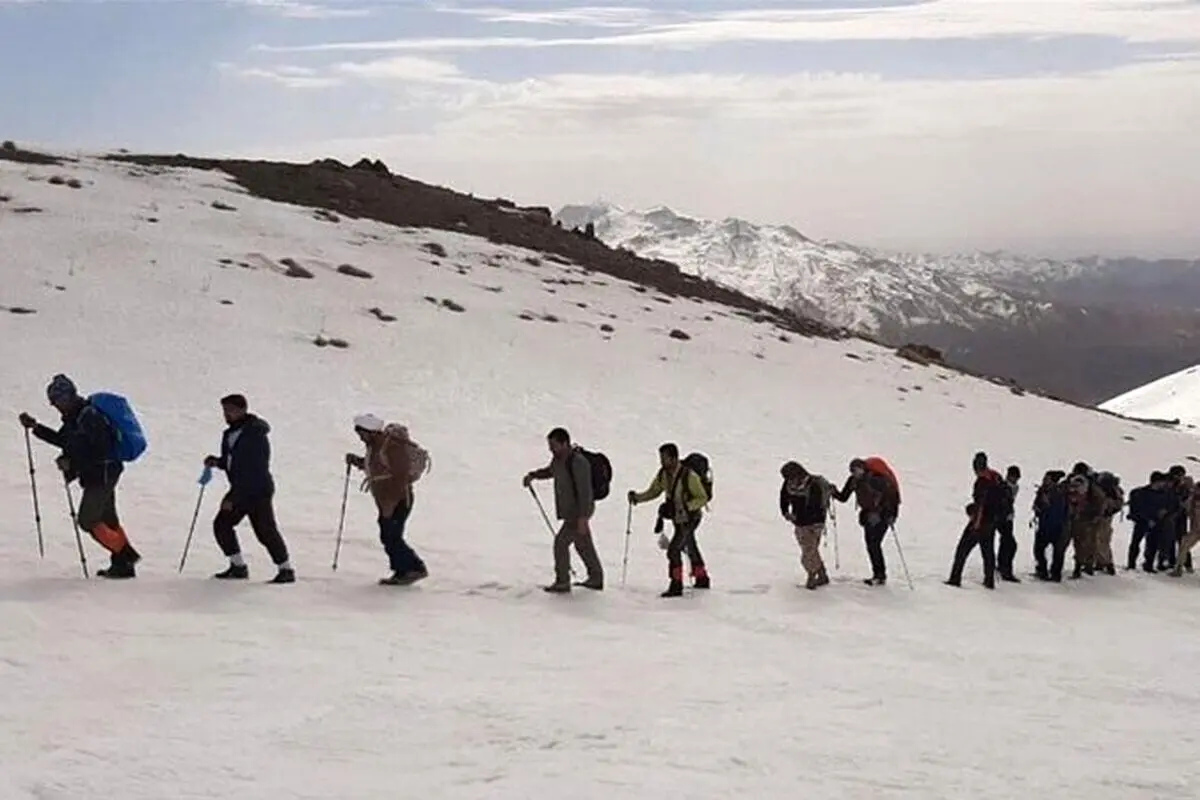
[{"left": 19, "top": 374, "right": 145, "bottom": 579}]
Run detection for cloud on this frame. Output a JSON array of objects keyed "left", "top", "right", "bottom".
[
  {"left": 256, "top": 0, "right": 1200, "bottom": 52},
  {"left": 435, "top": 4, "right": 660, "bottom": 28},
  {"left": 221, "top": 55, "right": 1200, "bottom": 256},
  {"left": 234, "top": 0, "right": 371, "bottom": 19}
]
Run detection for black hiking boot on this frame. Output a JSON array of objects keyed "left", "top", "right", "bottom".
[
  {"left": 864, "top": 576, "right": 886, "bottom": 586},
  {"left": 1144, "top": 563, "right": 1157, "bottom": 574},
  {"left": 268, "top": 568, "right": 295, "bottom": 584},
  {"left": 542, "top": 582, "right": 571, "bottom": 593},
  {"left": 574, "top": 578, "right": 604, "bottom": 591},
  {"left": 97, "top": 547, "right": 137, "bottom": 579},
  {"left": 661, "top": 580, "right": 684, "bottom": 598},
  {"left": 944, "top": 578, "right": 962, "bottom": 587},
  {"left": 982, "top": 577, "right": 995, "bottom": 589},
  {"left": 693, "top": 575, "right": 710, "bottom": 590},
  {"left": 214, "top": 564, "right": 250, "bottom": 580},
  {"left": 1001, "top": 574, "right": 1021, "bottom": 583},
  {"left": 1103, "top": 564, "right": 1116, "bottom": 576}
]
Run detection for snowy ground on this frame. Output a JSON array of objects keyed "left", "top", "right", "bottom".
[
  {"left": 3, "top": 154, "right": 1200, "bottom": 799},
  {"left": 1102, "top": 363, "right": 1200, "bottom": 434}
]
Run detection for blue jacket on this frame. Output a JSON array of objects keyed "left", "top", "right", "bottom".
[
  {"left": 1034, "top": 481, "right": 1069, "bottom": 533},
  {"left": 214, "top": 414, "right": 275, "bottom": 507},
  {"left": 1128, "top": 485, "right": 1170, "bottom": 530}
]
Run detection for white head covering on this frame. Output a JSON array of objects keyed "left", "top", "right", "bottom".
[{"left": 353, "top": 413, "right": 386, "bottom": 432}]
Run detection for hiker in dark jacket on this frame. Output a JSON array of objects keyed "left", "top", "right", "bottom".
[
  {"left": 833, "top": 458, "right": 896, "bottom": 586},
  {"left": 1128, "top": 472, "right": 1171, "bottom": 572},
  {"left": 996, "top": 465, "right": 1022, "bottom": 582},
  {"left": 203, "top": 394, "right": 294, "bottom": 584},
  {"left": 779, "top": 461, "right": 830, "bottom": 590},
  {"left": 946, "top": 452, "right": 1004, "bottom": 589},
  {"left": 1033, "top": 470, "right": 1068, "bottom": 580},
  {"left": 523, "top": 427, "right": 604, "bottom": 593},
  {"left": 19, "top": 374, "right": 142, "bottom": 578}
]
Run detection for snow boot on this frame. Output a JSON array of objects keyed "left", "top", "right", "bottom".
[
  {"left": 863, "top": 576, "right": 886, "bottom": 586},
  {"left": 97, "top": 545, "right": 138, "bottom": 579},
  {"left": 1001, "top": 573, "right": 1021, "bottom": 583},
  {"left": 660, "top": 580, "right": 684, "bottom": 598},
  {"left": 693, "top": 575, "right": 711, "bottom": 590},
  {"left": 573, "top": 579, "right": 603, "bottom": 591},
  {"left": 542, "top": 582, "right": 571, "bottom": 594},
  {"left": 268, "top": 567, "right": 296, "bottom": 584},
  {"left": 214, "top": 564, "right": 250, "bottom": 580}
]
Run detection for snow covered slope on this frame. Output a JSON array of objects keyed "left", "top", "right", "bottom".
[
  {"left": 556, "top": 201, "right": 1072, "bottom": 335},
  {"left": 1101, "top": 363, "right": 1200, "bottom": 432},
  {"left": 4, "top": 153, "right": 1200, "bottom": 799}
]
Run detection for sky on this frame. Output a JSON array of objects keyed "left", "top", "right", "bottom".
[{"left": 1, "top": 0, "right": 1198, "bottom": 258}]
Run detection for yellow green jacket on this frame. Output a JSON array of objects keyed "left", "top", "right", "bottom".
[{"left": 633, "top": 465, "right": 708, "bottom": 523}]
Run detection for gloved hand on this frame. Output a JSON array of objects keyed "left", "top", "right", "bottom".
[
  {"left": 627, "top": 490, "right": 637, "bottom": 504},
  {"left": 657, "top": 532, "right": 670, "bottom": 550},
  {"left": 55, "top": 455, "right": 70, "bottom": 473},
  {"left": 204, "top": 455, "right": 220, "bottom": 468},
  {"left": 18, "top": 412, "right": 36, "bottom": 429},
  {"left": 521, "top": 472, "right": 533, "bottom": 488}
]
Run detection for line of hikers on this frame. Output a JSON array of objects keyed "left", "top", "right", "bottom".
[{"left": 18, "top": 374, "right": 1200, "bottom": 595}]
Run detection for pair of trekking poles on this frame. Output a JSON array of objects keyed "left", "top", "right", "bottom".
[
  {"left": 817, "top": 507, "right": 913, "bottom": 590},
  {"left": 23, "top": 428, "right": 90, "bottom": 578}
]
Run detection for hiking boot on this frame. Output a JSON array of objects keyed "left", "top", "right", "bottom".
[
  {"left": 1070, "top": 567, "right": 1082, "bottom": 580},
  {"left": 1035, "top": 565, "right": 1049, "bottom": 581},
  {"left": 982, "top": 577, "right": 995, "bottom": 589},
  {"left": 660, "top": 580, "right": 684, "bottom": 598},
  {"left": 1000, "top": 574, "right": 1021, "bottom": 583},
  {"left": 805, "top": 574, "right": 820, "bottom": 590},
  {"left": 863, "top": 576, "right": 886, "bottom": 586},
  {"left": 693, "top": 575, "right": 711, "bottom": 590},
  {"left": 574, "top": 578, "right": 604, "bottom": 591},
  {"left": 97, "top": 559, "right": 136, "bottom": 579},
  {"left": 268, "top": 568, "right": 296, "bottom": 584},
  {"left": 1103, "top": 564, "right": 1116, "bottom": 576},
  {"left": 1143, "top": 563, "right": 1157, "bottom": 574},
  {"left": 542, "top": 582, "right": 571, "bottom": 594},
  {"left": 816, "top": 571, "right": 830, "bottom": 587},
  {"left": 944, "top": 578, "right": 962, "bottom": 587},
  {"left": 214, "top": 564, "right": 250, "bottom": 580}
]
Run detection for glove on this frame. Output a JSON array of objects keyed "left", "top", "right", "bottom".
[
  {"left": 657, "top": 532, "right": 670, "bottom": 550},
  {"left": 18, "top": 412, "right": 36, "bottom": 429},
  {"left": 627, "top": 490, "right": 637, "bottom": 504},
  {"left": 203, "top": 455, "right": 220, "bottom": 468},
  {"left": 55, "top": 455, "right": 70, "bottom": 473},
  {"left": 521, "top": 472, "right": 533, "bottom": 488},
  {"left": 199, "top": 465, "right": 214, "bottom": 486}
]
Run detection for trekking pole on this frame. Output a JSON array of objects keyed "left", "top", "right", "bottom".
[
  {"left": 890, "top": 522, "right": 913, "bottom": 590},
  {"left": 621, "top": 501, "right": 633, "bottom": 586},
  {"left": 24, "top": 428, "right": 44, "bottom": 558},
  {"left": 63, "top": 479, "right": 89, "bottom": 579},
  {"left": 178, "top": 466, "right": 212, "bottom": 573},
  {"left": 332, "top": 462, "right": 351, "bottom": 571},
  {"left": 528, "top": 485, "right": 576, "bottom": 577},
  {"left": 831, "top": 505, "right": 840, "bottom": 570}
]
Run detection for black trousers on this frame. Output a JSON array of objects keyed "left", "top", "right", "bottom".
[
  {"left": 949, "top": 519, "right": 997, "bottom": 585},
  {"left": 997, "top": 517, "right": 1018, "bottom": 578},
  {"left": 214, "top": 494, "right": 290, "bottom": 565},
  {"left": 863, "top": 518, "right": 889, "bottom": 580},
  {"left": 667, "top": 516, "right": 705, "bottom": 581},
  {"left": 1129, "top": 523, "right": 1154, "bottom": 568}
]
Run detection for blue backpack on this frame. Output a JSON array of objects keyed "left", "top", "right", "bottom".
[{"left": 89, "top": 392, "right": 148, "bottom": 463}]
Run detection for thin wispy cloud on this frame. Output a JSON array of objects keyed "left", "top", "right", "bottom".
[{"left": 2, "top": 0, "right": 1198, "bottom": 256}]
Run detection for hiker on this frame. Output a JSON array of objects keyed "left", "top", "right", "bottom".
[
  {"left": 779, "top": 461, "right": 830, "bottom": 590},
  {"left": 1093, "top": 472, "right": 1124, "bottom": 575},
  {"left": 1033, "top": 470, "right": 1069, "bottom": 580},
  {"left": 1171, "top": 469, "right": 1200, "bottom": 578},
  {"left": 203, "top": 394, "right": 294, "bottom": 584},
  {"left": 347, "top": 413, "right": 430, "bottom": 586},
  {"left": 522, "top": 427, "right": 604, "bottom": 593},
  {"left": 1163, "top": 466, "right": 1194, "bottom": 573},
  {"left": 628, "top": 443, "right": 711, "bottom": 597},
  {"left": 1065, "top": 462, "right": 1105, "bottom": 578},
  {"left": 833, "top": 456, "right": 899, "bottom": 586},
  {"left": 946, "top": 451, "right": 1005, "bottom": 589},
  {"left": 19, "top": 374, "right": 143, "bottom": 578},
  {"left": 1127, "top": 472, "right": 1170, "bottom": 572},
  {"left": 996, "top": 464, "right": 1022, "bottom": 582}
]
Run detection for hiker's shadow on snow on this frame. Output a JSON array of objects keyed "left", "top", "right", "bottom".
[{"left": 0, "top": 576, "right": 90, "bottom": 604}]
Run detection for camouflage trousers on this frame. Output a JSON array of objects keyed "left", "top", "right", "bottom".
[
  {"left": 1063, "top": 518, "right": 1098, "bottom": 570},
  {"left": 794, "top": 523, "right": 826, "bottom": 580},
  {"left": 1094, "top": 516, "right": 1115, "bottom": 568}
]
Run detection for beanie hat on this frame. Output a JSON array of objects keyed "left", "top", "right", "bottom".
[
  {"left": 46, "top": 374, "right": 78, "bottom": 403},
  {"left": 353, "top": 413, "right": 386, "bottom": 432},
  {"left": 220, "top": 393, "right": 248, "bottom": 410}
]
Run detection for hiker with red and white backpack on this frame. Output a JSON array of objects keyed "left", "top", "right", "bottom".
[{"left": 345, "top": 413, "right": 431, "bottom": 586}]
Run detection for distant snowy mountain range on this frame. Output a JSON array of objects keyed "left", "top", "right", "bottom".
[{"left": 555, "top": 201, "right": 1200, "bottom": 405}]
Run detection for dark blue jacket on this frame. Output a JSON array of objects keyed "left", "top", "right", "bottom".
[
  {"left": 780, "top": 476, "right": 830, "bottom": 526},
  {"left": 214, "top": 414, "right": 275, "bottom": 507},
  {"left": 32, "top": 402, "right": 122, "bottom": 488},
  {"left": 1128, "top": 485, "right": 1170, "bottom": 530},
  {"left": 1034, "top": 482, "right": 1069, "bottom": 534}
]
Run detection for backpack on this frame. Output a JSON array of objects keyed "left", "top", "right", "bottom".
[
  {"left": 381, "top": 423, "right": 431, "bottom": 483},
  {"left": 573, "top": 446, "right": 612, "bottom": 501},
  {"left": 88, "top": 392, "right": 147, "bottom": 463},
  {"left": 863, "top": 455, "right": 900, "bottom": 510},
  {"left": 682, "top": 452, "right": 713, "bottom": 504}
]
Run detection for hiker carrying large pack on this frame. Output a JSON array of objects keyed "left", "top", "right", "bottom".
[
  {"left": 780, "top": 460, "right": 833, "bottom": 590},
  {"left": 19, "top": 374, "right": 144, "bottom": 578},
  {"left": 946, "top": 451, "right": 1006, "bottom": 589},
  {"left": 834, "top": 455, "right": 899, "bottom": 586},
  {"left": 628, "top": 443, "right": 711, "bottom": 597},
  {"left": 203, "top": 394, "right": 294, "bottom": 584},
  {"left": 522, "top": 426, "right": 605, "bottom": 593},
  {"left": 348, "top": 413, "right": 431, "bottom": 586}
]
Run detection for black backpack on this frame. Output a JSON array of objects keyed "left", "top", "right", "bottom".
[
  {"left": 682, "top": 452, "right": 713, "bottom": 504},
  {"left": 573, "top": 446, "right": 612, "bottom": 501}
]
